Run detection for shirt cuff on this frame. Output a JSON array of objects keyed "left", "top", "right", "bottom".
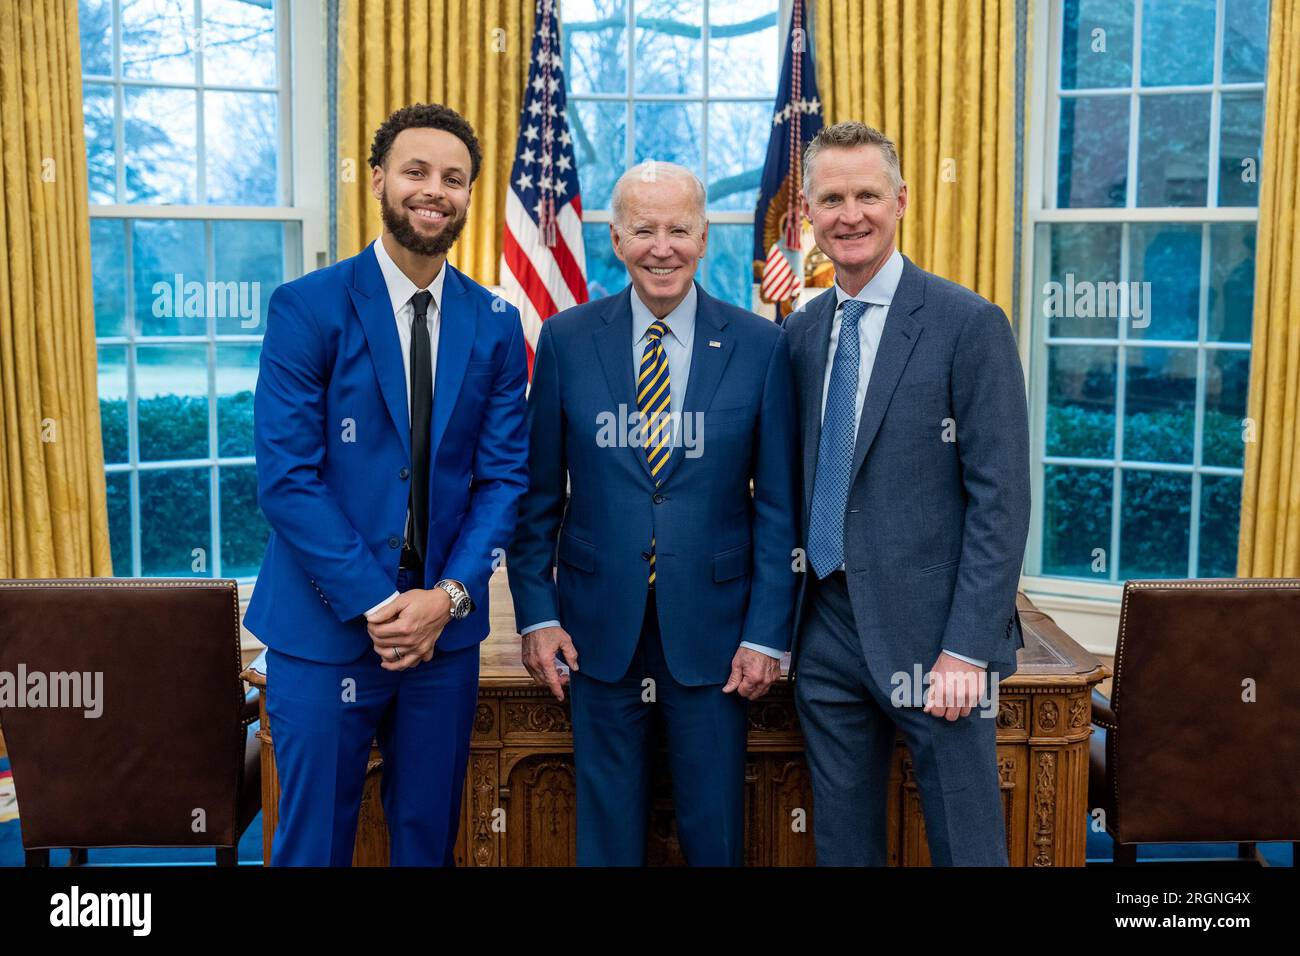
[
  {"left": 364, "top": 591, "right": 400, "bottom": 620},
  {"left": 740, "top": 641, "right": 784, "bottom": 660},
  {"left": 521, "top": 619, "right": 561, "bottom": 636},
  {"left": 942, "top": 648, "right": 988, "bottom": 669}
]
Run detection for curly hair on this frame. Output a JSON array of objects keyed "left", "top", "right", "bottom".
[{"left": 367, "top": 103, "right": 483, "bottom": 182}]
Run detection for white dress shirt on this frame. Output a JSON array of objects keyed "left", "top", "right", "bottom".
[
  {"left": 521, "top": 284, "right": 784, "bottom": 661},
  {"left": 364, "top": 236, "right": 446, "bottom": 619},
  {"left": 820, "top": 249, "right": 987, "bottom": 670}
]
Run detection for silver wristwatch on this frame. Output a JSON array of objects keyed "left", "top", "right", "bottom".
[{"left": 436, "top": 579, "right": 474, "bottom": 620}]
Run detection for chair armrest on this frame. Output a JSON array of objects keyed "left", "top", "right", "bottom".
[
  {"left": 241, "top": 687, "right": 260, "bottom": 728},
  {"left": 1091, "top": 687, "right": 1116, "bottom": 731}
]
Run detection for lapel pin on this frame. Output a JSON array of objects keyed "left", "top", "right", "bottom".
[{"left": 709, "top": 340, "right": 721, "bottom": 348}]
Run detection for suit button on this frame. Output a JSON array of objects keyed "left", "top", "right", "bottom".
[
  {"left": 388, "top": 536, "right": 400, "bottom": 549},
  {"left": 399, "top": 467, "right": 409, "bottom": 480},
  {"left": 653, "top": 493, "right": 665, "bottom": 504}
]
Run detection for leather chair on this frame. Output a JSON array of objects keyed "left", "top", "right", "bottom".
[
  {"left": 1090, "top": 579, "right": 1300, "bottom": 865},
  {"left": 0, "top": 578, "right": 260, "bottom": 866}
]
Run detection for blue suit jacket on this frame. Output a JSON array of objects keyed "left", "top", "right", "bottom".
[
  {"left": 784, "top": 255, "right": 1030, "bottom": 687},
  {"left": 244, "top": 244, "right": 529, "bottom": 664},
  {"left": 507, "top": 282, "right": 800, "bottom": 686}
]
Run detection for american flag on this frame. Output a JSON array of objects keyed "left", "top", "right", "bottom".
[{"left": 500, "top": 0, "right": 588, "bottom": 375}]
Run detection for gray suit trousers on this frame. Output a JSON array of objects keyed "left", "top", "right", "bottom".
[{"left": 793, "top": 571, "right": 1010, "bottom": 866}]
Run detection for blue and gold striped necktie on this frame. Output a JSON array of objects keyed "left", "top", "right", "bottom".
[{"left": 637, "top": 319, "right": 672, "bottom": 585}]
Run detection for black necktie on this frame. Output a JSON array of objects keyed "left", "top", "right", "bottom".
[{"left": 408, "top": 290, "right": 434, "bottom": 564}]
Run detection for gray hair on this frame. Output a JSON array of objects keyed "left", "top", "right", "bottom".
[
  {"left": 802, "top": 122, "right": 904, "bottom": 195},
  {"left": 611, "top": 161, "right": 707, "bottom": 229}
]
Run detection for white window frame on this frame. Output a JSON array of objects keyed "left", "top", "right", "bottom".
[
  {"left": 89, "top": 0, "right": 328, "bottom": 587},
  {"left": 1020, "top": 0, "right": 1263, "bottom": 605}
]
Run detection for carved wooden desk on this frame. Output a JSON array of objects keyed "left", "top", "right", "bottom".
[{"left": 243, "top": 576, "right": 1107, "bottom": 866}]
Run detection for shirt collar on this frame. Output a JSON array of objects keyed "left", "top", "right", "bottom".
[
  {"left": 833, "top": 248, "right": 904, "bottom": 310},
  {"left": 372, "top": 236, "right": 447, "bottom": 317},
  {"left": 631, "top": 281, "right": 698, "bottom": 347}
]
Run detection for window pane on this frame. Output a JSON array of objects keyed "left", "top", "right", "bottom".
[
  {"left": 202, "top": 0, "right": 278, "bottom": 88},
  {"left": 1046, "top": 346, "right": 1116, "bottom": 459},
  {"left": 1140, "top": 0, "right": 1215, "bottom": 87},
  {"left": 1137, "top": 93, "right": 1210, "bottom": 206},
  {"left": 121, "top": 0, "right": 196, "bottom": 84},
  {"left": 707, "top": 101, "right": 768, "bottom": 211},
  {"left": 1060, "top": 0, "right": 1133, "bottom": 89},
  {"left": 79, "top": 0, "right": 114, "bottom": 75},
  {"left": 582, "top": 221, "right": 626, "bottom": 299},
  {"left": 1120, "top": 469, "right": 1191, "bottom": 578},
  {"left": 98, "top": 345, "right": 129, "bottom": 464},
  {"left": 1129, "top": 223, "right": 1200, "bottom": 341},
  {"left": 217, "top": 344, "right": 258, "bottom": 457},
  {"left": 133, "top": 219, "right": 206, "bottom": 336},
  {"left": 1123, "top": 347, "right": 1197, "bottom": 464},
  {"left": 633, "top": 102, "right": 703, "bottom": 174},
  {"left": 91, "top": 218, "right": 127, "bottom": 337},
  {"left": 123, "top": 86, "right": 198, "bottom": 204},
  {"left": 84, "top": 82, "right": 116, "bottom": 204},
  {"left": 702, "top": 223, "right": 751, "bottom": 309},
  {"left": 708, "top": 1, "right": 779, "bottom": 98},
  {"left": 105, "top": 471, "right": 133, "bottom": 576},
  {"left": 1042, "top": 465, "right": 1114, "bottom": 577},
  {"left": 136, "top": 344, "right": 209, "bottom": 461},
  {"left": 563, "top": 0, "right": 627, "bottom": 95},
  {"left": 1198, "top": 474, "right": 1242, "bottom": 577},
  {"left": 1222, "top": 0, "right": 1269, "bottom": 83},
  {"left": 1039, "top": 223, "right": 1123, "bottom": 338},
  {"left": 1203, "top": 349, "right": 1250, "bottom": 468},
  {"left": 219, "top": 466, "right": 268, "bottom": 579},
  {"left": 1057, "top": 95, "right": 1129, "bottom": 208},
  {"left": 205, "top": 91, "right": 279, "bottom": 205},
  {"left": 571, "top": 100, "right": 626, "bottom": 209},
  {"left": 139, "top": 468, "right": 211, "bottom": 576},
  {"left": 1218, "top": 92, "right": 1264, "bottom": 208},
  {"left": 634, "top": 0, "right": 702, "bottom": 95},
  {"left": 1208, "top": 222, "right": 1255, "bottom": 342},
  {"left": 213, "top": 220, "right": 290, "bottom": 335}
]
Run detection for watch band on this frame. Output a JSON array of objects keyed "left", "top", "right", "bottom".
[{"left": 436, "top": 579, "right": 473, "bottom": 620}]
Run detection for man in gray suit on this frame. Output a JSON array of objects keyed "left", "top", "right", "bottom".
[{"left": 785, "top": 122, "right": 1030, "bottom": 866}]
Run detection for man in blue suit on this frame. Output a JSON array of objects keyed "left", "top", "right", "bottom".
[
  {"left": 785, "top": 123, "right": 1030, "bottom": 866},
  {"left": 507, "top": 162, "right": 799, "bottom": 866},
  {"left": 244, "top": 103, "right": 528, "bottom": 866}
]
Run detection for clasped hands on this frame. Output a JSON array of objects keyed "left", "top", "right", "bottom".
[{"left": 365, "top": 588, "right": 453, "bottom": 671}]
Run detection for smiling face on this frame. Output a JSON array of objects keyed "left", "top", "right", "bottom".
[
  {"left": 610, "top": 173, "right": 708, "bottom": 318},
  {"left": 803, "top": 143, "right": 907, "bottom": 294},
  {"left": 370, "top": 127, "right": 472, "bottom": 257}
]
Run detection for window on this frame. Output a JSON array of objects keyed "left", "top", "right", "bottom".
[
  {"left": 1024, "top": 0, "right": 1269, "bottom": 587},
  {"left": 561, "top": 0, "right": 782, "bottom": 307},
  {"left": 83, "top": 0, "right": 318, "bottom": 580}
]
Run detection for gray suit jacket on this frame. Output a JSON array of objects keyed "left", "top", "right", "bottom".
[{"left": 785, "top": 254, "right": 1030, "bottom": 689}]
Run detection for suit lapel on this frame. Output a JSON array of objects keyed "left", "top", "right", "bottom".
[
  {"left": 656, "top": 282, "right": 732, "bottom": 487},
  {"left": 593, "top": 287, "right": 655, "bottom": 482},
  {"left": 429, "top": 264, "right": 475, "bottom": 463},
  {"left": 347, "top": 243, "right": 410, "bottom": 459},
  {"left": 847, "top": 258, "right": 926, "bottom": 482},
  {"left": 796, "top": 288, "right": 837, "bottom": 519}
]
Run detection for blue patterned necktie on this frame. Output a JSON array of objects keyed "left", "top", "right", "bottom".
[{"left": 807, "top": 299, "right": 867, "bottom": 578}]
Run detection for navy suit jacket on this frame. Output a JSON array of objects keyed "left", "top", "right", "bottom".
[
  {"left": 507, "top": 282, "right": 800, "bottom": 686},
  {"left": 784, "top": 256, "right": 1030, "bottom": 688},
  {"left": 245, "top": 244, "right": 529, "bottom": 664}
]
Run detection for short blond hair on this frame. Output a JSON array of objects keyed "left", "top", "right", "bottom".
[{"left": 803, "top": 122, "right": 903, "bottom": 195}]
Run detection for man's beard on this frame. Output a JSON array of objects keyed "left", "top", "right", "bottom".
[{"left": 380, "top": 190, "right": 468, "bottom": 257}]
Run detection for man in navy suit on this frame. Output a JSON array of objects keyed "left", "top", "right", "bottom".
[
  {"left": 507, "top": 162, "right": 799, "bottom": 865},
  {"left": 245, "top": 103, "right": 528, "bottom": 866},
  {"left": 785, "top": 123, "right": 1030, "bottom": 866}
]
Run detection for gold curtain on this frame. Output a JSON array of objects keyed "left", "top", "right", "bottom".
[
  {"left": 336, "top": 0, "right": 535, "bottom": 283},
  {"left": 812, "top": 0, "right": 1019, "bottom": 315},
  {"left": 1239, "top": 0, "right": 1300, "bottom": 577},
  {"left": 0, "top": 0, "right": 111, "bottom": 578}
]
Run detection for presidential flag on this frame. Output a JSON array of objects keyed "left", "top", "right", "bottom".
[
  {"left": 500, "top": 0, "right": 588, "bottom": 375},
  {"left": 753, "top": 0, "right": 823, "bottom": 317}
]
